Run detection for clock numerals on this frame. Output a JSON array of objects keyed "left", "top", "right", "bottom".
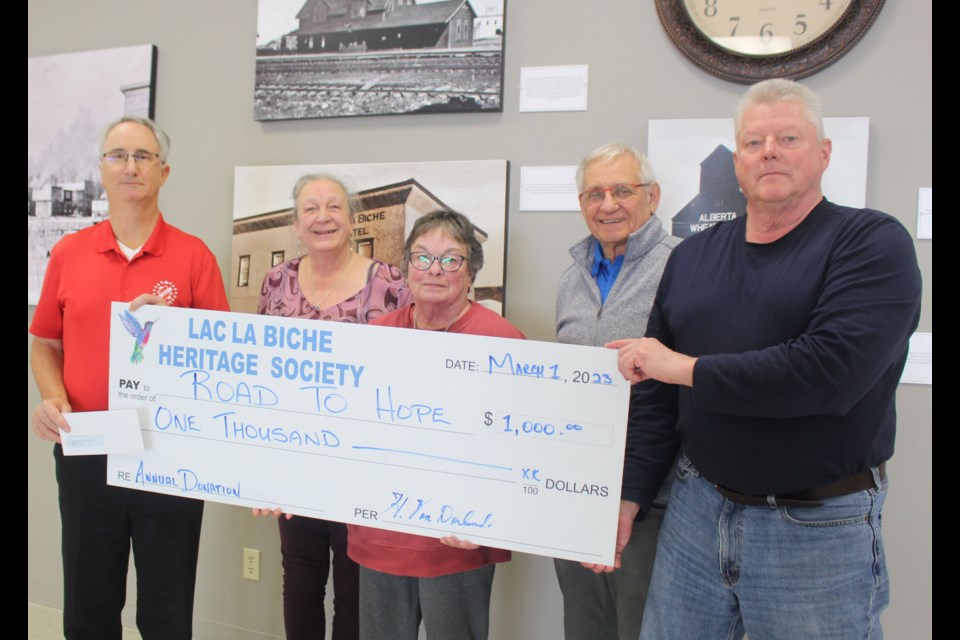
[
  {"left": 795, "top": 14, "right": 808, "bottom": 36},
  {"left": 760, "top": 23, "right": 774, "bottom": 44},
  {"left": 659, "top": 0, "right": 886, "bottom": 83},
  {"left": 729, "top": 16, "right": 740, "bottom": 36},
  {"left": 711, "top": 9, "right": 807, "bottom": 41},
  {"left": 683, "top": 0, "right": 853, "bottom": 55}
]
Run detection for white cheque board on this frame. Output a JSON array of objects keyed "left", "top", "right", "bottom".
[{"left": 107, "top": 303, "right": 629, "bottom": 564}]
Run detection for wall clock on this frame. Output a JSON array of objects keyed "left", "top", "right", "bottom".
[{"left": 654, "top": 0, "right": 886, "bottom": 84}]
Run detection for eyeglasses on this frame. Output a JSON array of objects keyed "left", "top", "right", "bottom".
[
  {"left": 101, "top": 150, "right": 162, "bottom": 166},
  {"left": 579, "top": 183, "right": 650, "bottom": 205},
  {"left": 408, "top": 253, "right": 467, "bottom": 272}
]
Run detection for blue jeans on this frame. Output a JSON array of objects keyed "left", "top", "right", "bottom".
[{"left": 640, "top": 455, "right": 889, "bottom": 640}]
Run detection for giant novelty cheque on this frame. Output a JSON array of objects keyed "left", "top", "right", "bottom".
[{"left": 107, "top": 303, "right": 629, "bottom": 564}]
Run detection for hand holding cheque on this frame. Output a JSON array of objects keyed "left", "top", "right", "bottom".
[{"left": 606, "top": 337, "right": 697, "bottom": 387}]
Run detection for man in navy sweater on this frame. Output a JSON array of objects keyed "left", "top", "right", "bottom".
[{"left": 599, "top": 79, "right": 922, "bottom": 639}]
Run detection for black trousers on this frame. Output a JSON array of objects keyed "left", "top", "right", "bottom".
[
  {"left": 278, "top": 515, "right": 360, "bottom": 640},
  {"left": 54, "top": 445, "right": 203, "bottom": 640}
]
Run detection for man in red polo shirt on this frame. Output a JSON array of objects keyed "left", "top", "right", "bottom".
[{"left": 30, "top": 116, "right": 229, "bottom": 639}]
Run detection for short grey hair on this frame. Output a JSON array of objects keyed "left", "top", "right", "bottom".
[
  {"left": 735, "top": 78, "right": 825, "bottom": 141},
  {"left": 400, "top": 209, "right": 484, "bottom": 282},
  {"left": 291, "top": 173, "right": 356, "bottom": 223},
  {"left": 98, "top": 116, "right": 171, "bottom": 164},
  {"left": 575, "top": 143, "right": 657, "bottom": 193}
]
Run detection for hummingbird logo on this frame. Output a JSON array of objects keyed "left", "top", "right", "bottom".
[{"left": 119, "top": 310, "right": 158, "bottom": 364}]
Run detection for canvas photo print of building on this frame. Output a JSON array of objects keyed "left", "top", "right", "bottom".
[
  {"left": 231, "top": 159, "right": 508, "bottom": 316},
  {"left": 255, "top": 0, "right": 504, "bottom": 120},
  {"left": 648, "top": 118, "right": 870, "bottom": 240}
]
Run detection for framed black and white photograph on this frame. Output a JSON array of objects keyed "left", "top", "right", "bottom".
[
  {"left": 254, "top": 0, "right": 505, "bottom": 120},
  {"left": 231, "top": 159, "right": 509, "bottom": 315},
  {"left": 28, "top": 44, "right": 157, "bottom": 304}
]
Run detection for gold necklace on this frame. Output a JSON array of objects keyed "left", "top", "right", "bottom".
[{"left": 305, "top": 252, "right": 353, "bottom": 310}]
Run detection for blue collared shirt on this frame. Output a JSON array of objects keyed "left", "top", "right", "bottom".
[{"left": 590, "top": 241, "right": 624, "bottom": 305}]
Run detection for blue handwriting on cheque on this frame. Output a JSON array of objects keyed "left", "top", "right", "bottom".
[
  {"left": 386, "top": 492, "right": 494, "bottom": 529},
  {"left": 215, "top": 411, "right": 341, "bottom": 448},
  {"left": 375, "top": 386, "right": 449, "bottom": 426},
  {"left": 487, "top": 353, "right": 615, "bottom": 385},
  {"left": 135, "top": 461, "right": 240, "bottom": 497},
  {"left": 488, "top": 353, "right": 560, "bottom": 380}
]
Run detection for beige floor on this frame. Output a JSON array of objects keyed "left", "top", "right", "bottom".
[{"left": 27, "top": 602, "right": 142, "bottom": 640}]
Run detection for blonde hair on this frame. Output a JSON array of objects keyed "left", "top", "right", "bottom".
[{"left": 735, "top": 79, "right": 825, "bottom": 141}]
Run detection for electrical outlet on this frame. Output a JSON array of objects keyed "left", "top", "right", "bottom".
[{"left": 243, "top": 547, "right": 260, "bottom": 581}]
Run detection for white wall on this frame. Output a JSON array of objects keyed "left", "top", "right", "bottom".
[{"left": 28, "top": 1, "right": 932, "bottom": 638}]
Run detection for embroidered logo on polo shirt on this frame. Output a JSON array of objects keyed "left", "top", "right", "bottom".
[{"left": 153, "top": 280, "right": 178, "bottom": 305}]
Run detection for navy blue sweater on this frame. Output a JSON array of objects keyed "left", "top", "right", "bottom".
[{"left": 622, "top": 199, "right": 922, "bottom": 508}]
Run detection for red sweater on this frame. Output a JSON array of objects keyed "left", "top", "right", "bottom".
[{"left": 347, "top": 302, "right": 524, "bottom": 577}]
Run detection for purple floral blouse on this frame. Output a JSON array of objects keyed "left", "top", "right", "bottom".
[{"left": 258, "top": 257, "right": 411, "bottom": 323}]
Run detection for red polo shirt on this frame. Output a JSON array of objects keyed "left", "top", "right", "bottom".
[{"left": 30, "top": 215, "right": 229, "bottom": 412}]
